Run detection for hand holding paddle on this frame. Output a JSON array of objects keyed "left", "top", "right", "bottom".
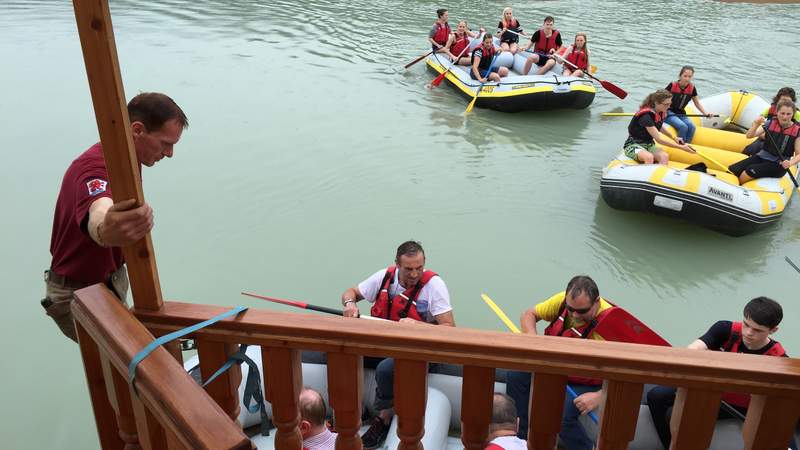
[
  {"left": 760, "top": 123, "right": 800, "bottom": 190},
  {"left": 466, "top": 52, "right": 500, "bottom": 113},
  {"left": 555, "top": 53, "right": 627, "bottom": 99},
  {"left": 241, "top": 292, "right": 386, "bottom": 321}
]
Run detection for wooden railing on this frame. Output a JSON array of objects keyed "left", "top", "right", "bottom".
[{"left": 73, "top": 284, "right": 800, "bottom": 450}]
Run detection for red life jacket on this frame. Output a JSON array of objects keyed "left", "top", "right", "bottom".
[
  {"left": 472, "top": 43, "right": 496, "bottom": 72},
  {"left": 450, "top": 33, "right": 469, "bottom": 57},
  {"left": 635, "top": 107, "right": 666, "bottom": 127},
  {"left": 719, "top": 321, "right": 787, "bottom": 408},
  {"left": 764, "top": 119, "right": 800, "bottom": 159},
  {"left": 544, "top": 301, "right": 615, "bottom": 386},
  {"left": 534, "top": 29, "right": 560, "bottom": 53},
  {"left": 669, "top": 81, "right": 695, "bottom": 113},
  {"left": 370, "top": 266, "right": 437, "bottom": 322},
  {"left": 432, "top": 21, "right": 451, "bottom": 46},
  {"left": 565, "top": 47, "right": 588, "bottom": 70},
  {"left": 767, "top": 103, "right": 778, "bottom": 120}
]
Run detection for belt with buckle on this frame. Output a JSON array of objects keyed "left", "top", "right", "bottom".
[{"left": 44, "top": 270, "right": 91, "bottom": 290}]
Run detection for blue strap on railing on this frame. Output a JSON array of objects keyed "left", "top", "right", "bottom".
[
  {"left": 201, "top": 344, "right": 271, "bottom": 436},
  {"left": 127, "top": 306, "right": 248, "bottom": 392}
]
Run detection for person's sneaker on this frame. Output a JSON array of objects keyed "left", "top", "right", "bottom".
[{"left": 361, "top": 417, "right": 390, "bottom": 449}]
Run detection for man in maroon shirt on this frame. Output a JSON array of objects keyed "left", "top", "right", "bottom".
[{"left": 43, "top": 92, "right": 188, "bottom": 342}]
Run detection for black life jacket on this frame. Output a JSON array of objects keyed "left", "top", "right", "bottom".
[
  {"left": 628, "top": 107, "right": 666, "bottom": 143},
  {"left": 763, "top": 119, "right": 800, "bottom": 159},
  {"left": 669, "top": 81, "right": 694, "bottom": 114},
  {"left": 499, "top": 18, "right": 521, "bottom": 43},
  {"left": 471, "top": 43, "right": 496, "bottom": 72},
  {"left": 534, "top": 29, "right": 560, "bottom": 53}
]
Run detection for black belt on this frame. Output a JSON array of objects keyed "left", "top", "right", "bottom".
[{"left": 44, "top": 270, "right": 92, "bottom": 290}]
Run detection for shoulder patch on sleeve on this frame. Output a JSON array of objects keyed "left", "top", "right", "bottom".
[{"left": 86, "top": 178, "right": 108, "bottom": 197}]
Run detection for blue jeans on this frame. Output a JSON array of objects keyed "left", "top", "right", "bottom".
[
  {"left": 665, "top": 111, "right": 696, "bottom": 143},
  {"left": 506, "top": 370, "right": 600, "bottom": 450}
]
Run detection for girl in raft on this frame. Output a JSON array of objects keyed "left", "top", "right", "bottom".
[
  {"left": 560, "top": 32, "right": 589, "bottom": 77},
  {"left": 623, "top": 89, "right": 695, "bottom": 164},
  {"left": 471, "top": 32, "right": 509, "bottom": 82},
  {"left": 729, "top": 99, "right": 800, "bottom": 185},
  {"left": 496, "top": 7, "right": 523, "bottom": 54},
  {"left": 663, "top": 66, "right": 713, "bottom": 144},
  {"left": 743, "top": 87, "right": 800, "bottom": 155},
  {"left": 448, "top": 21, "right": 484, "bottom": 65}
]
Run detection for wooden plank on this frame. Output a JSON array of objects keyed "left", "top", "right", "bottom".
[
  {"left": 596, "top": 380, "right": 643, "bottom": 450},
  {"left": 135, "top": 302, "right": 800, "bottom": 398},
  {"left": 72, "top": 0, "right": 162, "bottom": 311},
  {"left": 130, "top": 384, "right": 168, "bottom": 450},
  {"left": 394, "top": 359, "right": 428, "bottom": 450},
  {"left": 196, "top": 340, "right": 242, "bottom": 423},
  {"left": 460, "top": 366, "right": 494, "bottom": 450},
  {"left": 743, "top": 394, "right": 800, "bottom": 450},
  {"left": 109, "top": 366, "right": 141, "bottom": 449},
  {"left": 262, "top": 347, "right": 303, "bottom": 450},
  {"left": 529, "top": 373, "right": 567, "bottom": 450},
  {"left": 668, "top": 388, "right": 721, "bottom": 450},
  {"left": 76, "top": 320, "right": 124, "bottom": 450},
  {"left": 326, "top": 352, "right": 363, "bottom": 450}
]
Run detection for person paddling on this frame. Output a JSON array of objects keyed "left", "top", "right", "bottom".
[
  {"left": 449, "top": 20, "right": 484, "bottom": 65},
  {"left": 646, "top": 297, "right": 796, "bottom": 450},
  {"left": 340, "top": 241, "right": 455, "bottom": 449},
  {"left": 664, "top": 66, "right": 713, "bottom": 143},
  {"left": 521, "top": 16, "right": 562, "bottom": 75},
  {"left": 729, "top": 99, "right": 800, "bottom": 185},
  {"left": 429, "top": 8, "right": 452, "bottom": 55},
  {"left": 623, "top": 89, "right": 695, "bottom": 165},
  {"left": 496, "top": 7, "right": 523, "bottom": 54},
  {"left": 743, "top": 87, "right": 800, "bottom": 155},
  {"left": 561, "top": 32, "right": 590, "bottom": 78},
  {"left": 471, "top": 32, "right": 509, "bottom": 82}
]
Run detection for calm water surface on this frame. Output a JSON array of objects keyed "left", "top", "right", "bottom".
[{"left": 2, "top": 1, "right": 799, "bottom": 448}]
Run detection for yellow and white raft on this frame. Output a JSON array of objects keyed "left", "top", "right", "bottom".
[
  {"left": 425, "top": 38, "right": 596, "bottom": 112},
  {"left": 601, "top": 93, "right": 795, "bottom": 236},
  {"left": 682, "top": 90, "right": 769, "bottom": 131}
]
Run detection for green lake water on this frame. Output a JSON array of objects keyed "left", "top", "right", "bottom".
[{"left": 1, "top": 1, "right": 799, "bottom": 448}]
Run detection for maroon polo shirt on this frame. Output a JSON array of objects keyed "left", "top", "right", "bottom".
[{"left": 49, "top": 143, "right": 126, "bottom": 284}]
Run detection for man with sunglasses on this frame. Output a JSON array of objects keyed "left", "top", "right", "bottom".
[{"left": 506, "top": 275, "right": 619, "bottom": 450}]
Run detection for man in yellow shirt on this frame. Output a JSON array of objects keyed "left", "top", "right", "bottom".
[{"left": 506, "top": 275, "right": 616, "bottom": 450}]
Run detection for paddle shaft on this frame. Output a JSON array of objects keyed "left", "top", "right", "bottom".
[
  {"left": 786, "top": 256, "right": 800, "bottom": 275},
  {"left": 466, "top": 52, "right": 500, "bottom": 113},
  {"left": 241, "top": 292, "right": 385, "bottom": 320},
  {"left": 687, "top": 145, "right": 735, "bottom": 175},
  {"left": 603, "top": 112, "right": 718, "bottom": 117},
  {"left": 566, "top": 385, "right": 600, "bottom": 423},
  {"left": 761, "top": 123, "right": 800, "bottom": 188},
  {"left": 405, "top": 49, "right": 435, "bottom": 69}
]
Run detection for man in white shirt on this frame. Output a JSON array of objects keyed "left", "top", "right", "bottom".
[
  {"left": 485, "top": 393, "right": 528, "bottom": 450},
  {"left": 340, "top": 240, "right": 455, "bottom": 448},
  {"left": 299, "top": 387, "right": 337, "bottom": 450}
]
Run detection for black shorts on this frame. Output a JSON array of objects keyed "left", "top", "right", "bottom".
[
  {"left": 532, "top": 52, "right": 551, "bottom": 66},
  {"left": 729, "top": 155, "right": 786, "bottom": 179}
]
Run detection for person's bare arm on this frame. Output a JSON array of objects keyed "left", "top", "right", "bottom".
[
  {"left": 341, "top": 286, "right": 364, "bottom": 318},
  {"left": 88, "top": 198, "right": 153, "bottom": 247},
  {"left": 520, "top": 306, "right": 540, "bottom": 335},
  {"left": 433, "top": 310, "right": 455, "bottom": 326},
  {"left": 687, "top": 339, "right": 708, "bottom": 350}
]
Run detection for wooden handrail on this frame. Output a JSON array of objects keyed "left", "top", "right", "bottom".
[
  {"left": 72, "top": 284, "right": 251, "bottom": 450},
  {"left": 135, "top": 301, "right": 800, "bottom": 397}
]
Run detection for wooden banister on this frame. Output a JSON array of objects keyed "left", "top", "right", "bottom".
[
  {"left": 669, "top": 387, "right": 722, "bottom": 450},
  {"left": 263, "top": 347, "right": 303, "bottom": 450},
  {"left": 596, "top": 380, "right": 643, "bottom": 450},
  {"left": 327, "top": 352, "right": 364, "bottom": 450},
  {"left": 394, "top": 359, "right": 428, "bottom": 450},
  {"left": 460, "top": 366, "right": 494, "bottom": 449},
  {"left": 72, "top": 285, "right": 251, "bottom": 450},
  {"left": 530, "top": 373, "right": 567, "bottom": 449}
]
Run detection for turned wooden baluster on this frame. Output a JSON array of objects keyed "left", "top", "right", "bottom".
[
  {"left": 743, "top": 394, "right": 800, "bottom": 450},
  {"left": 327, "top": 352, "right": 364, "bottom": 450},
  {"left": 529, "top": 373, "right": 567, "bottom": 450},
  {"left": 76, "top": 322, "right": 124, "bottom": 449},
  {"left": 394, "top": 359, "right": 428, "bottom": 450},
  {"left": 263, "top": 347, "right": 303, "bottom": 450},
  {"left": 460, "top": 366, "right": 494, "bottom": 449},
  {"left": 129, "top": 385, "right": 169, "bottom": 450},
  {"left": 196, "top": 340, "right": 242, "bottom": 423},
  {"left": 596, "top": 380, "right": 643, "bottom": 450},
  {"left": 101, "top": 358, "right": 141, "bottom": 450},
  {"left": 668, "top": 387, "right": 721, "bottom": 450}
]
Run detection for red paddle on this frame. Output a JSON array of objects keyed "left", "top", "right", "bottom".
[
  {"left": 431, "top": 33, "right": 482, "bottom": 87},
  {"left": 556, "top": 54, "right": 627, "bottom": 99},
  {"left": 241, "top": 292, "right": 385, "bottom": 321}
]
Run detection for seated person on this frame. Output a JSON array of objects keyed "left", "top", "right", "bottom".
[
  {"left": 485, "top": 393, "right": 527, "bottom": 450},
  {"left": 561, "top": 32, "right": 590, "bottom": 78},
  {"left": 299, "top": 387, "right": 337, "bottom": 450},
  {"left": 522, "top": 16, "right": 562, "bottom": 76},
  {"left": 729, "top": 99, "right": 800, "bottom": 185},
  {"left": 623, "top": 89, "right": 694, "bottom": 165},
  {"left": 471, "top": 33, "right": 509, "bottom": 82},
  {"left": 449, "top": 20, "right": 484, "bottom": 65},
  {"left": 429, "top": 8, "right": 452, "bottom": 54},
  {"left": 496, "top": 7, "right": 523, "bottom": 54},
  {"left": 744, "top": 87, "right": 800, "bottom": 155},
  {"left": 664, "top": 65, "right": 713, "bottom": 144},
  {"left": 646, "top": 297, "right": 795, "bottom": 450}
]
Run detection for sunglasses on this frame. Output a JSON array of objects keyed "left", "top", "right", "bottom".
[{"left": 565, "top": 300, "right": 597, "bottom": 315}]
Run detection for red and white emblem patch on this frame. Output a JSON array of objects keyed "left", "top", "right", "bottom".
[{"left": 86, "top": 179, "right": 108, "bottom": 197}]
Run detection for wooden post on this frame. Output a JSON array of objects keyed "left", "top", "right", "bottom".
[
  {"left": 196, "top": 340, "right": 242, "bottom": 423},
  {"left": 460, "top": 366, "right": 494, "bottom": 449},
  {"left": 101, "top": 361, "right": 141, "bottom": 450},
  {"left": 72, "top": 0, "right": 162, "bottom": 310},
  {"left": 263, "top": 347, "right": 303, "bottom": 450},
  {"left": 596, "top": 380, "right": 643, "bottom": 450},
  {"left": 668, "top": 388, "right": 721, "bottom": 450},
  {"left": 76, "top": 321, "right": 124, "bottom": 449},
  {"left": 327, "top": 352, "right": 364, "bottom": 450},
  {"left": 529, "top": 373, "right": 567, "bottom": 450},
  {"left": 743, "top": 394, "right": 800, "bottom": 450},
  {"left": 394, "top": 359, "right": 428, "bottom": 450},
  {"left": 129, "top": 385, "right": 168, "bottom": 450}
]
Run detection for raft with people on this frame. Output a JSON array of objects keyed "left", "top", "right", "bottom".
[{"left": 601, "top": 90, "right": 798, "bottom": 236}]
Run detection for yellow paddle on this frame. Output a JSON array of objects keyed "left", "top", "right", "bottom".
[
  {"left": 687, "top": 145, "right": 735, "bottom": 175},
  {"left": 480, "top": 293, "right": 520, "bottom": 333}
]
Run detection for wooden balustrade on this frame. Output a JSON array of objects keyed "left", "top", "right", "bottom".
[{"left": 74, "top": 285, "right": 800, "bottom": 450}]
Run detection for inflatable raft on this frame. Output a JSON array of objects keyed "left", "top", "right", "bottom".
[
  {"left": 425, "top": 38, "right": 595, "bottom": 112},
  {"left": 677, "top": 90, "right": 769, "bottom": 131},
  {"left": 601, "top": 95, "right": 796, "bottom": 236},
  {"left": 184, "top": 345, "right": 799, "bottom": 449}
]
